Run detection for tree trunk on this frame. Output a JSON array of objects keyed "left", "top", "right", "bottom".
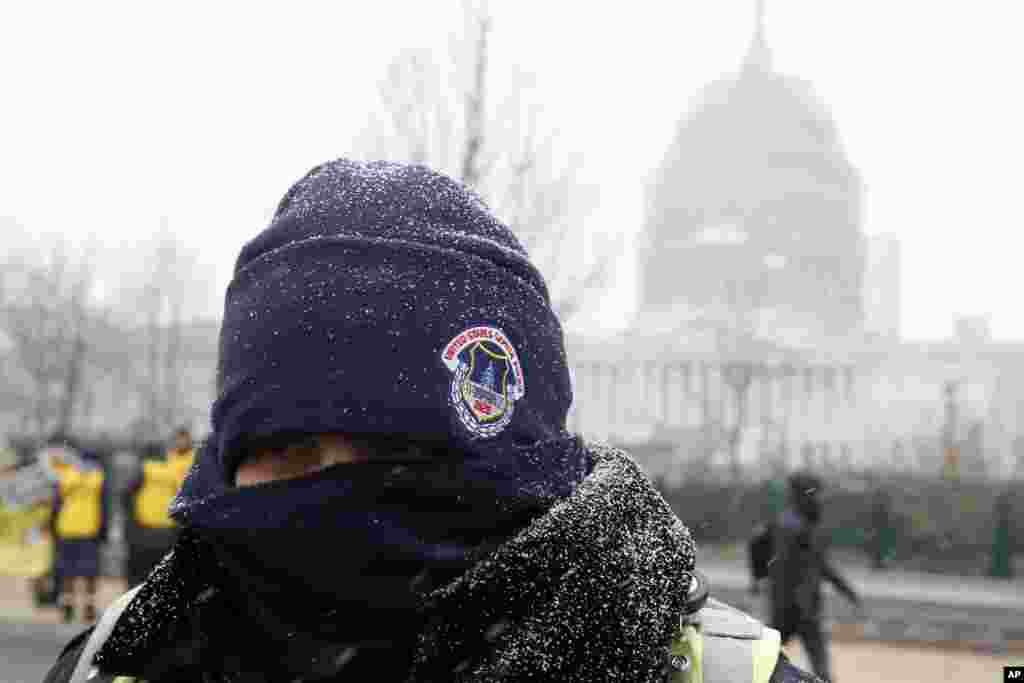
[
  {"left": 164, "top": 307, "right": 183, "bottom": 430},
  {"left": 460, "top": 8, "right": 489, "bottom": 187},
  {"left": 56, "top": 332, "right": 86, "bottom": 435}
]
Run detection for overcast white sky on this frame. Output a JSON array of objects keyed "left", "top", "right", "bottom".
[{"left": 2, "top": 1, "right": 1022, "bottom": 340}]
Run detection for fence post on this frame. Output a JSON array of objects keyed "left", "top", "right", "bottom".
[
  {"left": 989, "top": 491, "right": 1013, "bottom": 579},
  {"left": 870, "top": 487, "right": 895, "bottom": 570}
]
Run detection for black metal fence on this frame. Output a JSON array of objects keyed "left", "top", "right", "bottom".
[{"left": 658, "top": 472, "right": 1022, "bottom": 577}]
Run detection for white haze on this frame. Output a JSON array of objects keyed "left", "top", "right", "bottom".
[{"left": 1, "top": 1, "right": 1022, "bottom": 339}]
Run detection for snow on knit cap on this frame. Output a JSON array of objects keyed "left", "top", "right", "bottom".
[{"left": 209, "top": 159, "right": 573, "bottom": 483}]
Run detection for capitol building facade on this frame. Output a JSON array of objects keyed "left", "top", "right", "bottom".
[{"left": 566, "top": 4, "right": 1024, "bottom": 483}]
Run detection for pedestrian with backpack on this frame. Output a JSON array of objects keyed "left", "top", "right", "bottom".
[{"left": 760, "top": 472, "right": 863, "bottom": 681}]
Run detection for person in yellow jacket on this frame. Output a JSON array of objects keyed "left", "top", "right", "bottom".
[
  {"left": 31, "top": 436, "right": 81, "bottom": 609},
  {"left": 0, "top": 442, "right": 55, "bottom": 581},
  {"left": 124, "top": 428, "right": 195, "bottom": 587},
  {"left": 51, "top": 444, "right": 108, "bottom": 624}
]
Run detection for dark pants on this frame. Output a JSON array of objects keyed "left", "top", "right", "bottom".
[
  {"left": 774, "top": 608, "right": 832, "bottom": 681},
  {"left": 54, "top": 538, "right": 101, "bottom": 578},
  {"left": 125, "top": 525, "right": 177, "bottom": 587}
]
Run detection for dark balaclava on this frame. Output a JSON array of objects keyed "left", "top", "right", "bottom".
[
  {"left": 788, "top": 471, "right": 823, "bottom": 525},
  {"left": 167, "top": 160, "right": 589, "bottom": 676}
]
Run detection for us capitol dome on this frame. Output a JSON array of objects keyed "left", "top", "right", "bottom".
[{"left": 636, "top": 0, "right": 866, "bottom": 345}]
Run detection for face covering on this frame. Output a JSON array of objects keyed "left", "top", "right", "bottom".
[
  {"left": 179, "top": 456, "right": 556, "bottom": 672},
  {"left": 96, "top": 444, "right": 697, "bottom": 683}
]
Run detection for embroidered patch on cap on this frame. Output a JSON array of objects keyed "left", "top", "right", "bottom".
[{"left": 442, "top": 326, "right": 525, "bottom": 438}]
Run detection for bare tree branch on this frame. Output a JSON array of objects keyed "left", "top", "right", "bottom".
[
  {"left": 356, "top": 1, "right": 611, "bottom": 323},
  {"left": 55, "top": 258, "right": 95, "bottom": 434},
  {"left": 106, "top": 223, "right": 206, "bottom": 437},
  {"left": 0, "top": 237, "right": 99, "bottom": 438},
  {"left": 460, "top": 4, "right": 489, "bottom": 187},
  {"left": 0, "top": 227, "right": 218, "bottom": 441}
]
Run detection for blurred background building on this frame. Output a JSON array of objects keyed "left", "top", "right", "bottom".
[
  {"left": 636, "top": 0, "right": 864, "bottom": 344},
  {"left": 862, "top": 234, "right": 901, "bottom": 341},
  {"left": 566, "top": 3, "right": 1024, "bottom": 486}
]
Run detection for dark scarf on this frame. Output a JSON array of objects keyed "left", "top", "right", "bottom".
[{"left": 95, "top": 443, "right": 696, "bottom": 682}]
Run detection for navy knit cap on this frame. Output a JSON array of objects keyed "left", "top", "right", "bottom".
[
  {"left": 206, "top": 159, "right": 572, "bottom": 484},
  {"left": 788, "top": 471, "right": 823, "bottom": 498}
]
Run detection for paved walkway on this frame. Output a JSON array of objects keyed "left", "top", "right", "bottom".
[
  {"left": 697, "top": 552, "right": 1024, "bottom": 611},
  {"left": 786, "top": 638, "right": 1022, "bottom": 683},
  {"left": 697, "top": 544, "right": 1024, "bottom": 654}
]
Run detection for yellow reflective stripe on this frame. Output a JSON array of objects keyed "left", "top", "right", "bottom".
[
  {"left": 670, "top": 624, "right": 703, "bottom": 683},
  {"left": 751, "top": 626, "right": 781, "bottom": 683},
  {"left": 112, "top": 677, "right": 139, "bottom": 683}
]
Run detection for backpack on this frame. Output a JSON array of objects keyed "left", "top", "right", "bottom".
[{"left": 748, "top": 523, "right": 775, "bottom": 580}]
